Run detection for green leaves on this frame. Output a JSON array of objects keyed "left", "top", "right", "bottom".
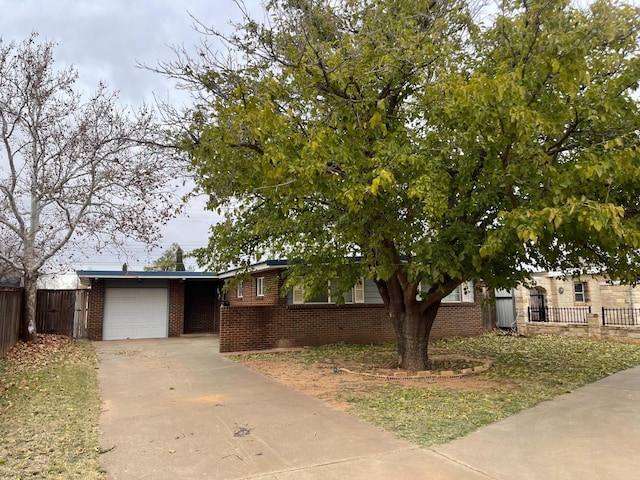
[
  {"left": 177, "top": 0, "right": 640, "bottom": 300},
  {"left": 367, "top": 168, "right": 394, "bottom": 196}
]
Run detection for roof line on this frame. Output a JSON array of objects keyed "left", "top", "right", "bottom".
[
  {"left": 76, "top": 270, "right": 219, "bottom": 280},
  {"left": 77, "top": 259, "right": 292, "bottom": 280},
  {"left": 217, "top": 260, "right": 289, "bottom": 279}
]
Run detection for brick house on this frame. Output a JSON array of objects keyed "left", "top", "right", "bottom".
[
  {"left": 78, "top": 263, "right": 489, "bottom": 351},
  {"left": 217, "top": 261, "right": 488, "bottom": 352}
]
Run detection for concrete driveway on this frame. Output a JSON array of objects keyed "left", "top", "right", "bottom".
[
  {"left": 94, "top": 336, "right": 483, "bottom": 480},
  {"left": 95, "top": 336, "right": 640, "bottom": 479}
]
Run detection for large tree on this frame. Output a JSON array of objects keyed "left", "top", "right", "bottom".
[
  {"left": 162, "top": 0, "right": 640, "bottom": 369},
  {"left": 0, "top": 35, "right": 181, "bottom": 341}
]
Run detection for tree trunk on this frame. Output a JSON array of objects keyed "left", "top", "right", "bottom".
[
  {"left": 22, "top": 184, "right": 40, "bottom": 342},
  {"left": 375, "top": 269, "right": 459, "bottom": 371},
  {"left": 390, "top": 302, "right": 441, "bottom": 371},
  {"left": 22, "top": 273, "right": 38, "bottom": 342}
]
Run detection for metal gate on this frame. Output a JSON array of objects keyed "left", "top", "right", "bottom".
[
  {"left": 529, "top": 291, "right": 547, "bottom": 322},
  {"left": 495, "top": 289, "right": 517, "bottom": 329}
]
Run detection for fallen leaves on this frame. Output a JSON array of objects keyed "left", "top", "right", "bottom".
[
  {"left": 233, "top": 334, "right": 640, "bottom": 448},
  {"left": 0, "top": 335, "right": 103, "bottom": 479},
  {"left": 1, "top": 334, "right": 76, "bottom": 377}
]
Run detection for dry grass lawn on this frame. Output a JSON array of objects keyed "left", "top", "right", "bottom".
[
  {"left": 232, "top": 334, "right": 640, "bottom": 447},
  {"left": 0, "top": 335, "right": 104, "bottom": 479}
]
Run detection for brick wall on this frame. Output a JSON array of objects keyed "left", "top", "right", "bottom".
[
  {"left": 230, "top": 270, "right": 282, "bottom": 306},
  {"left": 431, "top": 302, "right": 486, "bottom": 339},
  {"left": 219, "top": 289, "right": 486, "bottom": 352},
  {"left": 86, "top": 280, "right": 104, "bottom": 341},
  {"left": 168, "top": 280, "right": 184, "bottom": 337},
  {"left": 518, "top": 313, "right": 640, "bottom": 345}
]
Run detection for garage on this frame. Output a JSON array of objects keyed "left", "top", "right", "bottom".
[
  {"left": 103, "top": 287, "right": 168, "bottom": 340},
  {"left": 78, "top": 270, "right": 222, "bottom": 341}
]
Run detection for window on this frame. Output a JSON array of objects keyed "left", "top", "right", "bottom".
[
  {"left": 444, "top": 286, "right": 461, "bottom": 302},
  {"left": 442, "top": 281, "right": 474, "bottom": 303},
  {"left": 292, "top": 284, "right": 330, "bottom": 304},
  {"left": 237, "top": 281, "right": 243, "bottom": 299},
  {"left": 291, "top": 278, "right": 371, "bottom": 305},
  {"left": 574, "top": 282, "right": 587, "bottom": 303},
  {"left": 307, "top": 286, "right": 330, "bottom": 304},
  {"left": 461, "top": 281, "right": 474, "bottom": 302},
  {"left": 256, "top": 277, "right": 265, "bottom": 297},
  {"left": 292, "top": 279, "right": 354, "bottom": 304}
]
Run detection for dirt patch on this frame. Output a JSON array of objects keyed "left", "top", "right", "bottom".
[{"left": 236, "top": 356, "right": 504, "bottom": 411}]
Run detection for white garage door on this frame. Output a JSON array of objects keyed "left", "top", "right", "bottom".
[{"left": 103, "top": 288, "right": 169, "bottom": 340}]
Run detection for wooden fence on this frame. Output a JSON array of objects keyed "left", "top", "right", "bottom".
[
  {"left": 36, "top": 290, "right": 76, "bottom": 336},
  {"left": 36, "top": 290, "right": 87, "bottom": 339},
  {"left": 0, "top": 289, "right": 22, "bottom": 357},
  {"left": 1, "top": 289, "right": 88, "bottom": 357}
]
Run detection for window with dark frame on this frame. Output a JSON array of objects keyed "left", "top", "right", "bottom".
[{"left": 574, "top": 282, "right": 586, "bottom": 302}]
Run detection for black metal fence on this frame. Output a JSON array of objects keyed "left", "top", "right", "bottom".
[
  {"left": 602, "top": 308, "right": 640, "bottom": 326},
  {"left": 528, "top": 306, "right": 591, "bottom": 324}
]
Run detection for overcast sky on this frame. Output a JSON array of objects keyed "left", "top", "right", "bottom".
[{"left": 0, "top": 0, "right": 263, "bottom": 271}]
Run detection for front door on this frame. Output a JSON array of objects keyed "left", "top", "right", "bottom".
[{"left": 529, "top": 290, "right": 547, "bottom": 322}]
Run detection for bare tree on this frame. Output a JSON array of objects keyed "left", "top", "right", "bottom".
[{"left": 0, "top": 34, "right": 183, "bottom": 341}]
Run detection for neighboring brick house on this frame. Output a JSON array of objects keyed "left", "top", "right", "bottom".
[
  {"left": 514, "top": 272, "right": 640, "bottom": 322},
  {"left": 218, "top": 261, "right": 488, "bottom": 352}
]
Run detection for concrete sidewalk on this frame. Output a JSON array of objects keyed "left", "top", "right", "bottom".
[
  {"left": 434, "top": 364, "right": 640, "bottom": 479},
  {"left": 95, "top": 337, "right": 640, "bottom": 479}
]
